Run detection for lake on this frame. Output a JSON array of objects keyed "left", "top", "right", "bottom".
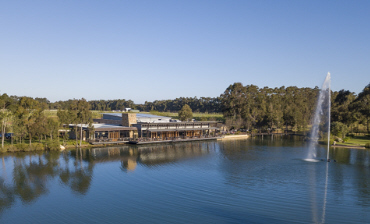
[{"left": 1, "top": 136, "right": 370, "bottom": 223}]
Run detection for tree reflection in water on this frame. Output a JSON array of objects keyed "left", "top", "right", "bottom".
[
  {"left": 0, "top": 149, "right": 95, "bottom": 215},
  {"left": 1, "top": 142, "right": 213, "bottom": 215}
]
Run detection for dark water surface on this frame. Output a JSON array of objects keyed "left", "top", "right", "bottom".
[{"left": 1, "top": 137, "right": 370, "bottom": 223}]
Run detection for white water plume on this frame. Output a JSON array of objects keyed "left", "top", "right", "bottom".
[{"left": 307, "top": 73, "right": 331, "bottom": 159}]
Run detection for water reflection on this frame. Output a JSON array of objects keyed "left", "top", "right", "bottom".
[
  {"left": 218, "top": 138, "right": 370, "bottom": 223},
  {"left": 1, "top": 140, "right": 370, "bottom": 223},
  {"left": 0, "top": 142, "right": 213, "bottom": 215},
  {"left": 0, "top": 150, "right": 95, "bottom": 214}
]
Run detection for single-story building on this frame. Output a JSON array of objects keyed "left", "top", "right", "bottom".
[{"left": 72, "top": 113, "right": 220, "bottom": 143}]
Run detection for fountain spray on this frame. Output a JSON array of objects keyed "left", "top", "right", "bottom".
[{"left": 307, "top": 72, "right": 331, "bottom": 160}]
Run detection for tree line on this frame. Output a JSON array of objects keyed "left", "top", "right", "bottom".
[
  {"left": 220, "top": 82, "right": 370, "bottom": 136},
  {"left": 0, "top": 95, "right": 93, "bottom": 150},
  {"left": 1, "top": 81, "right": 369, "bottom": 151},
  {"left": 48, "top": 97, "right": 222, "bottom": 113},
  {"left": 4, "top": 95, "right": 222, "bottom": 113}
]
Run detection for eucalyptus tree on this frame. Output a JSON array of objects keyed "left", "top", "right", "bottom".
[
  {"left": 47, "top": 118, "right": 60, "bottom": 140},
  {"left": 332, "top": 90, "right": 357, "bottom": 132},
  {"left": 221, "top": 82, "right": 245, "bottom": 119},
  {"left": 13, "top": 97, "right": 41, "bottom": 146},
  {"left": 30, "top": 109, "right": 47, "bottom": 142},
  {"left": 178, "top": 104, "right": 193, "bottom": 122},
  {"left": 57, "top": 109, "right": 71, "bottom": 145},
  {"left": 67, "top": 100, "right": 79, "bottom": 147},
  {"left": 77, "top": 98, "right": 93, "bottom": 146},
  {"left": 0, "top": 94, "right": 13, "bottom": 148},
  {"left": 352, "top": 83, "right": 370, "bottom": 133}
]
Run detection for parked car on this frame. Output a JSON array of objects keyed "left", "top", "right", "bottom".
[{"left": 0, "top": 133, "right": 13, "bottom": 139}]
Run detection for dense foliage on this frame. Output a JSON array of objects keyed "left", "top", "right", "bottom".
[
  {"left": 220, "top": 82, "right": 370, "bottom": 135},
  {"left": 48, "top": 97, "right": 221, "bottom": 113},
  {"left": 220, "top": 83, "right": 319, "bottom": 132},
  {"left": 136, "top": 97, "right": 221, "bottom": 113},
  {"left": 0, "top": 94, "right": 92, "bottom": 151},
  {"left": 178, "top": 104, "right": 193, "bottom": 121},
  {"left": 1, "top": 81, "right": 370, "bottom": 151}
]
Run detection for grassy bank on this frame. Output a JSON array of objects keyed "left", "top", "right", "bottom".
[
  {"left": 335, "top": 135, "right": 370, "bottom": 147},
  {"left": 0, "top": 139, "right": 90, "bottom": 153}
]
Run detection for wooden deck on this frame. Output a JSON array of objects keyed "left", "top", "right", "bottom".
[
  {"left": 90, "top": 140, "right": 129, "bottom": 145},
  {"left": 129, "top": 136, "right": 222, "bottom": 145}
]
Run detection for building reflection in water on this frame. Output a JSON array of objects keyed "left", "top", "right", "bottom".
[
  {"left": 89, "top": 142, "right": 213, "bottom": 171},
  {"left": 0, "top": 142, "right": 214, "bottom": 219}
]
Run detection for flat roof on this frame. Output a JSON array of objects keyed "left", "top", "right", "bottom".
[
  {"left": 145, "top": 127, "right": 219, "bottom": 132},
  {"left": 139, "top": 121, "right": 219, "bottom": 125},
  {"left": 69, "top": 123, "right": 136, "bottom": 131}
]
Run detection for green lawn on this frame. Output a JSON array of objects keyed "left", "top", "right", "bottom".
[{"left": 340, "top": 135, "right": 370, "bottom": 147}]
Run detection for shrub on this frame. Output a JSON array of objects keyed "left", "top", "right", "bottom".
[
  {"left": 17, "top": 143, "right": 29, "bottom": 151},
  {"left": 2, "top": 145, "right": 17, "bottom": 152},
  {"left": 45, "top": 139, "right": 60, "bottom": 151},
  {"left": 334, "top": 136, "right": 343, "bottom": 143},
  {"left": 31, "top": 143, "right": 45, "bottom": 151},
  {"left": 343, "top": 137, "right": 350, "bottom": 142},
  {"left": 365, "top": 143, "right": 370, "bottom": 149}
]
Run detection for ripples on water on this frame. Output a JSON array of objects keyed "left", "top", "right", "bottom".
[{"left": 1, "top": 137, "right": 370, "bottom": 223}]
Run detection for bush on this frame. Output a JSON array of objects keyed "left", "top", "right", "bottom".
[
  {"left": 334, "top": 136, "right": 343, "bottom": 143},
  {"left": 365, "top": 143, "right": 370, "bottom": 149},
  {"left": 17, "top": 143, "right": 29, "bottom": 151},
  {"left": 45, "top": 139, "right": 60, "bottom": 151},
  {"left": 31, "top": 143, "right": 45, "bottom": 151},
  {"left": 343, "top": 137, "right": 350, "bottom": 143}
]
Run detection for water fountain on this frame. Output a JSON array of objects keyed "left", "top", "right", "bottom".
[{"left": 306, "top": 72, "right": 331, "bottom": 162}]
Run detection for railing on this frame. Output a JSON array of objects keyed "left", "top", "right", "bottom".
[
  {"left": 88, "top": 134, "right": 225, "bottom": 143},
  {"left": 88, "top": 137, "right": 131, "bottom": 143},
  {"left": 135, "top": 134, "right": 224, "bottom": 142}
]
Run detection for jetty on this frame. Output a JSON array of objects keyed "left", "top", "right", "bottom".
[{"left": 129, "top": 136, "right": 222, "bottom": 145}]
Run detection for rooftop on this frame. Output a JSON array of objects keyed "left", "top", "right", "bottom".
[{"left": 69, "top": 123, "right": 136, "bottom": 131}]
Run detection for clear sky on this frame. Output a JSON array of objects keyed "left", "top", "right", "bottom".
[{"left": 1, "top": 0, "right": 369, "bottom": 103}]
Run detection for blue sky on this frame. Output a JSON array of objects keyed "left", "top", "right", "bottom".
[{"left": 1, "top": 0, "right": 369, "bottom": 103}]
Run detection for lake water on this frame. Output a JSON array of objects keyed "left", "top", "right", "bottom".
[{"left": 1, "top": 137, "right": 370, "bottom": 223}]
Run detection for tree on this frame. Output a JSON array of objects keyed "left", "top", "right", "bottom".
[
  {"left": 13, "top": 97, "right": 41, "bottom": 146},
  {"left": 57, "top": 109, "right": 71, "bottom": 145},
  {"left": 0, "top": 94, "right": 13, "bottom": 148},
  {"left": 77, "top": 99, "right": 93, "bottom": 146},
  {"left": 352, "top": 83, "right": 370, "bottom": 133},
  {"left": 331, "top": 121, "right": 349, "bottom": 139},
  {"left": 67, "top": 100, "right": 79, "bottom": 147},
  {"left": 47, "top": 118, "right": 60, "bottom": 140},
  {"left": 178, "top": 104, "right": 193, "bottom": 122}
]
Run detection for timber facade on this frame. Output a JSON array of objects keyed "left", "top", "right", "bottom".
[
  {"left": 81, "top": 113, "right": 221, "bottom": 144},
  {"left": 134, "top": 121, "right": 219, "bottom": 140}
]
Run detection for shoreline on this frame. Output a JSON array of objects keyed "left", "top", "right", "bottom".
[
  {"left": 219, "top": 134, "right": 250, "bottom": 140},
  {"left": 331, "top": 144, "right": 366, "bottom": 150}
]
